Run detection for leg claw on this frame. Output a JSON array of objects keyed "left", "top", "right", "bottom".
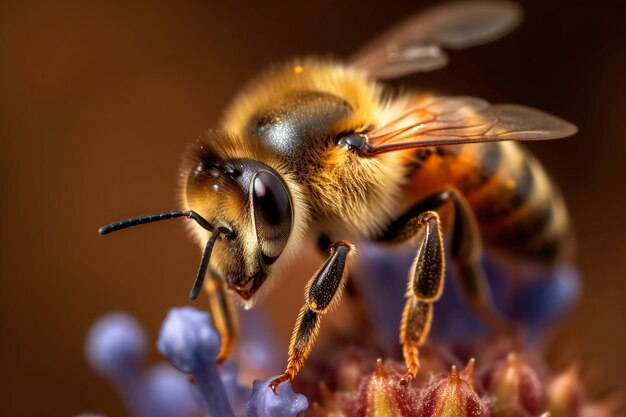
[
  {"left": 400, "top": 373, "right": 414, "bottom": 387},
  {"left": 268, "top": 374, "right": 291, "bottom": 395}
]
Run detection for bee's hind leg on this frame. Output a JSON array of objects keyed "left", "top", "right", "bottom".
[
  {"left": 269, "top": 240, "right": 354, "bottom": 393},
  {"left": 444, "top": 191, "right": 518, "bottom": 337}
]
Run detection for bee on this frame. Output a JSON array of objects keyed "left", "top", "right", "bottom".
[{"left": 100, "top": 0, "right": 577, "bottom": 391}]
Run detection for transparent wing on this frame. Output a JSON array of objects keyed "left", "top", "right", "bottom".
[
  {"left": 350, "top": 0, "right": 523, "bottom": 79},
  {"left": 361, "top": 96, "right": 577, "bottom": 155}
]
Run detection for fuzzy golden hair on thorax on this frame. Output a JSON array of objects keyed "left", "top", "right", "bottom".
[
  {"left": 222, "top": 57, "right": 382, "bottom": 133},
  {"left": 221, "top": 58, "right": 415, "bottom": 238}
]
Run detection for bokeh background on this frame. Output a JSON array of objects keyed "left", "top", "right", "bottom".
[{"left": 1, "top": 1, "right": 625, "bottom": 416}]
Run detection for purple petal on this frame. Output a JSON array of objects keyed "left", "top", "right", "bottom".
[
  {"left": 157, "top": 306, "right": 220, "bottom": 373},
  {"left": 220, "top": 361, "right": 252, "bottom": 416},
  {"left": 145, "top": 363, "right": 206, "bottom": 417},
  {"left": 245, "top": 377, "right": 308, "bottom": 417},
  {"left": 157, "top": 306, "right": 235, "bottom": 417},
  {"left": 85, "top": 312, "right": 146, "bottom": 379}
]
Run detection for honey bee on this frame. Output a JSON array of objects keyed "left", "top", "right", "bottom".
[{"left": 100, "top": 0, "right": 577, "bottom": 391}]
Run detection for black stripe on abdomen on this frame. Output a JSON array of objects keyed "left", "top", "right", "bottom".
[{"left": 465, "top": 143, "right": 569, "bottom": 264}]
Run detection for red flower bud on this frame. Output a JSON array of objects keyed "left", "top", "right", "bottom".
[
  {"left": 356, "top": 359, "right": 420, "bottom": 417},
  {"left": 547, "top": 365, "right": 583, "bottom": 417},
  {"left": 483, "top": 353, "right": 544, "bottom": 416},
  {"left": 418, "top": 364, "right": 489, "bottom": 417}
]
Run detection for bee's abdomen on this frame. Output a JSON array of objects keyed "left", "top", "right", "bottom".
[
  {"left": 469, "top": 142, "right": 571, "bottom": 263},
  {"left": 406, "top": 142, "right": 571, "bottom": 264}
]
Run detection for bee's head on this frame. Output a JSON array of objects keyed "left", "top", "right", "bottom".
[
  {"left": 181, "top": 131, "right": 297, "bottom": 304},
  {"left": 99, "top": 131, "right": 304, "bottom": 306}
]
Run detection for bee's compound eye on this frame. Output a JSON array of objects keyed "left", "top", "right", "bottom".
[
  {"left": 337, "top": 133, "right": 366, "bottom": 151},
  {"left": 251, "top": 170, "right": 292, "bottom": 259},
  {"left": 253, "top": 171, "right": 291, "bottom": 226}
]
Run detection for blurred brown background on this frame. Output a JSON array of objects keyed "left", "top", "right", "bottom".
[{"left": 1, "top": 1, "right": 625, "bottom": 416}]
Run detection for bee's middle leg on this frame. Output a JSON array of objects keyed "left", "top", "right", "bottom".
[
  {"left": 268, "top": 240, "right": 354, "bottom": 393},
  {"left": 389, "top": 211, "right": 445, "bottom": 385},
  {"left": 380, "top": 189, "right": 516, "bottom": 384}
]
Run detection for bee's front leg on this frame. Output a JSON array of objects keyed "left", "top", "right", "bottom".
[
  {"left": 269, "top": 241, "right": 354, "bottom": 393},
  {"left": 206, "top": 269, "right": 239, "bottom": 362},
  {"left": 317, "top": 234, "right": 375, "bottom": 345}
]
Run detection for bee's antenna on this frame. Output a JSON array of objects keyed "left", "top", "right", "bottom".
[
  {"left": 189, "top": 227, "right": 224, "bottom": 301},
  {"left": 98, "top": 210, "right": 213, "bottom": 234},
  {"left": 100, "top": 210, "right": 230, "bottom": 301}
]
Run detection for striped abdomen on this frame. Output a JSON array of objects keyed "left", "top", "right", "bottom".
[{"left": 404, "top": 142, "right": 572, "bottom": 265}]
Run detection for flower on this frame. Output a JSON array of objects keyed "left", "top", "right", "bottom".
[
  {"left": 546, "top": 365, "right": 584, "bottom": 417},
  {"left": 307, "top": 342, "right": 610, "bottom": 417},
  {"left": 157, "top": 307, "right": 220, "bottom": 373},
  {"left": 156, "top": 306, "right": 238, "bottom": 417},
  {"left": 246, "top": 376, "right": 309, "bottom": 417},
  {"left": 85, "top": 307, "right": 308, "bottom": 417},
  {"left": 482, "top": 353, "right": 544, "bottom": 416},
  {"left": 85, "top": 312, "right": 147, "bottom": 379},
  {"left": 83, "top": 307, "right": 609, "bottom": 417},
  {"left": 145, "top": 363, "right": 206, "bottom": 417},
  {"left": 417, "top": 364, "right": 488, "bottom": 417},
  {"left": 85, "top": 313, "right": 152, "bottom": 417},
  {"left": 356, "top": 359, "right": 420, "bottom": 416}
]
